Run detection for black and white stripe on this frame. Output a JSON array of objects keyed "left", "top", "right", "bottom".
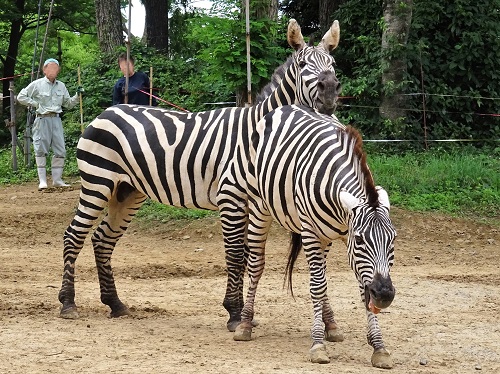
[
  {"left": 58, "top": 20, "right": 341, "bottom": 331},
  {"left": 235, "top": 105, "right": 397, "bottom": 367}
]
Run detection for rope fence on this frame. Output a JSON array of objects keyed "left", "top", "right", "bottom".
[{"left": 2, "top": 71, "right": 499, "bottom": 145}]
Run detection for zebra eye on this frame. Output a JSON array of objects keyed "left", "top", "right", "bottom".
[
  {"left": 354, "top": 235, "right": 364, "bottom": 245},
  {"left": 298, "top": 60, "right": 306, "bottom": 68}
]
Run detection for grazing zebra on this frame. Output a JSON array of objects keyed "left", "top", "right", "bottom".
[
  {"left": 234, "top": 105, "right": 397, "bottom": 368},
  {"left": 58, "top": 19, "right": 342, "bottom": 331}
]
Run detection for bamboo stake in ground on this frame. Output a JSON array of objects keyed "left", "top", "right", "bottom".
[
  {"left": 77, "top": 64, "right": 83, "bottom": 133},
  {"left": 149, "top": 66, "right": 153, "bottom": 106}
]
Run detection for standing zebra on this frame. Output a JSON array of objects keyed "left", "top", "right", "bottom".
[
  {"left": 234, "top": 105, "right": 397, "bottom": 368},
  {"left": 58, "top": 20, "right": 342, "bottom": 332}
]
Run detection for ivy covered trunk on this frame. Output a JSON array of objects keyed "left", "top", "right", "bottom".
[{"left": 379, "top": 0, "right": 413, "bottom": 122}]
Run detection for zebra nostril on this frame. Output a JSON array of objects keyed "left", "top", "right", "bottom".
[{"left": 317, "top": 82, "right": 325, "bottom": 92}]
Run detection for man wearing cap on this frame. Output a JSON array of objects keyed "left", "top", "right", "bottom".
[{"left": 17, "top": 58, "right": 84, "bottom": 190}]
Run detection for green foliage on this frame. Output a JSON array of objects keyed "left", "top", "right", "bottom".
[
  {"left": 187, "top": 7, "right": 287, "bottom": 98},
  {"left": 329, "top": 0, "right": 500, "bottom": 144},
  {"left": 368, "top": 147, "right": 500, "bottom": 220}
]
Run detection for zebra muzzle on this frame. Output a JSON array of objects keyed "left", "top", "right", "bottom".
[{"left": 365, "top": 273, "right": 395, "bottom": 314}]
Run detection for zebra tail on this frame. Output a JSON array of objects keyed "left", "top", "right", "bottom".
[{"left": 284, "top": 232, "right": 302, "bottom": 298}]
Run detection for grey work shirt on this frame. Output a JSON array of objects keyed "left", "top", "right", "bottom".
[{"left": 17, "top": 76, "right": 79, "bottom": 114}]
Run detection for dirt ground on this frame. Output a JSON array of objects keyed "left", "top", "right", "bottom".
[{"left": 0, "top": 181, "right": 499, "bottom": 374}]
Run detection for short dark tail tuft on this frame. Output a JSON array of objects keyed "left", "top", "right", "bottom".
[{"left": 284, "top": 232, "right": 302, "bottom": 298}]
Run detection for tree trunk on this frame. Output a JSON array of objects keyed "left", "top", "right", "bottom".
[
  {"left": 319, "top": 0, "right": 338, "bottom": 35},
  {"left": 379, "top": 0, "right": 413, "bottom": 121},
  {"left": 2, "top": 0, "right": 25, "bottom": 120},
  {"left": 95, "top": 0, "right": 123, "bottom": 54},
  {"left": 143, "top": 0, "right": 169, "bottom": 52}
]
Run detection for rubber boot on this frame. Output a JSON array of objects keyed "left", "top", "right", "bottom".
[
  {"left": 52, "top": 156, "right": 70, "bottom": 187},
  {"left": 35, "top": 156, "right": 48, "bottom": 190}
]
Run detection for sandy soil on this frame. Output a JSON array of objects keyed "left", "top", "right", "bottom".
[{"left": 0, "top": 181, "right": 499, "bottom": 374}]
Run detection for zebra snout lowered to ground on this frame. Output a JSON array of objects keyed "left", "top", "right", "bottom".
[
  {"left": 234, "top": 105, "right": 397, "bottom": 369},
  {"left": 365, "top": 272, "right": 396, "bottom": 313},
  {"left": 57, "top": 19, "right": 343, "bottom": 333}
]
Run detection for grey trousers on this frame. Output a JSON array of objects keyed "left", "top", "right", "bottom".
[{"left": 32, "top": 116, "right": 66, "bottom": 158}]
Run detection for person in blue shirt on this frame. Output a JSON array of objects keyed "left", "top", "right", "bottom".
[{"left": 112, "top": 53, "right": 157, "bottom": 106}]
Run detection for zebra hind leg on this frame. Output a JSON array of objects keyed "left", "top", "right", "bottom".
[
  {"left": 59, "top": 182, "right": 111, "bottom": 319},
  {"left": 92, "top": 182, "right": 147, "bottom": 318}
]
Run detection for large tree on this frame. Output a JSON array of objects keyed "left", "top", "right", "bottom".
[
  {"left": 95, "top": 0, "right": 123, "bottom": 54},
  {"left": 379, "top": 0, "right": 413, "bottom": 121},
  {"left": 142, "top": 0, "right": 170, "bottom": 52}
]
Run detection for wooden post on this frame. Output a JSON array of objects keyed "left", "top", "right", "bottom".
[
  {"left": 149, "top": 66, "right": 153, "bottom": 106},
  {"left": 245, "top": 0, "right": 252, "bottom": 107},
  {"left": 78, "top": 64, "right": 84, "bottom": 133},
  {"left": 8, "top": 81, "right": 17, "bottom": 171}
]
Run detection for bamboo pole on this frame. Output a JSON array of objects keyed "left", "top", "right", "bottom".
[
  {"left": 245, "top": 0, "right": 252, "bottom": 106},
  {"left": 8, "top": 81, "right": 17, "bottom": 171},
  {"left": 78, "top": 64, "right": 84, "bottom": 133},
  {"left": 149, "top": 66, "right": 153, "bottom": 106}
]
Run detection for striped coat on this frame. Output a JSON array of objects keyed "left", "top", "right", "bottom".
[
  {"left": 235, "top": 105, "right": 397, "bottom": 368},
  {"left": 58, "top": 20, "right": 342, "bottom": 332}
]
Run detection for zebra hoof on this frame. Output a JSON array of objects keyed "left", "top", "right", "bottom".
[
  {"left": 228, "top": 318, "right": 259, "bottom": 332},
  {"left": 233, "top": 323, "right": 253, "bottom": 341},
  {"left": 227, "top": 320, "right": 240, "bottom": 332},
  {"left": 59, "top": 305, "right": 79, "bottom": 319},
  {"left": 325, "top": 326, "right": 344, "bottom": 342},
  {"left": 109, "top": 305, "right": 131, "bottom": 318},
  {"left": 371, "top": 347, "right": 393, "bottom": 369},
  {"left": 310, "top": 343, "right": 330, "bottom": 364}
]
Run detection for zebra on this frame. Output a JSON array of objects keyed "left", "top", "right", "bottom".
[
  {"left": 234, "top": 105, "right": 397, "bottom": 368},
  {"left": 58, "top": 19, "right": 342, "bottom": 333}
]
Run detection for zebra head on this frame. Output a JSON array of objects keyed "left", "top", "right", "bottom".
[
  {"left": 340, "top": 186, "right": 397, "bottom": 314},
  {"left": 287, "top": 19, "right": 341, "bottom": 115}
]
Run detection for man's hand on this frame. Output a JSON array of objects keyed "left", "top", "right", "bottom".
[{"left": 76, "top": 86, "right": 85, "bottom": 95}]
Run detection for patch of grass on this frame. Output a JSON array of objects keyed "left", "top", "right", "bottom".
[
  {"left": 136, "top": 199, "right": 218, "bottom": 221},
  {"left": 2, "top": 143, "right": 498, "bottom": 225},
  {"left": 369, "top": 150, "right": 500, "bottom": 223}
]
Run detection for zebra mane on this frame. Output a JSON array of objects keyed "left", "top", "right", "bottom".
[
  {"left": 255, "top": 55, "right": 294, "bottom": 103},
  {"left": 345, "top": 126, "right": 379, "bottom": 208}
]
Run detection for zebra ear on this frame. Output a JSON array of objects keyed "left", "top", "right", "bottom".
[
  {"left": 340, "top": 190, "right": 360, "bottom": 213},
  {"left": 376, "top": 186, "right": 391, "bottom": 210},
  {"left": 319, "top": 20, "right": 340, "bottom": 52},
  {"left": 287, "top": 19, "right": 306, "bottom": 51}
]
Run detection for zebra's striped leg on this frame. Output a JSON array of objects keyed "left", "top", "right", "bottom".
[
  {"left": 321, "top": 243, "right": 344, "bottom": 342},
  {"left": 219, "top": 188, "right": 251, "bottom": 331},
  {"left": 362, "top": 288, "right": 393, "bottom": 369},
  {"left": 59, "top": 186, "right": 108, "bottom": 319},
  {"left": 233, "top": 196, "right": 273, "bottom": 341},
  {"left": 303, "top": 236, "right": 331, "bottom": 364},
  {"left": 220, "top": 210, "right": 248, "bottom": 331},
  {"left": 92, "top": 185, "right": 147, "bottom": 317}
]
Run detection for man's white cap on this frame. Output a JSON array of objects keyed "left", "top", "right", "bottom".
[{"left": 43, "top": 58, "right": 59, "bottom": 66}]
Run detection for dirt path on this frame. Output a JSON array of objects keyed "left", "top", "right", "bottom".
[{"left": 1, "top": 182, "right": 499, "bottom": 373}]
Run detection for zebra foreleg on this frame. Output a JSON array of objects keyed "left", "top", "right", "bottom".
[
  {"left": 233, "top": 198, "right": 272, "bottom": 341},
  {"left": 92, "top": 184, "right": 147, "bottom": 318},
  {"left": 218, "top": 189, "right": 251, "bottom": 331},
  {"left": 321, "top": 243, "right": 344, "bottom": 342},
  {"left": 363, "top": 291, "right": 393, "bottom": 369}
]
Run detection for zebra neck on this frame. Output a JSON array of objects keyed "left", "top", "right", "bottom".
[{"left": 256, "top": 69, "right": 297, "bottom": 118}]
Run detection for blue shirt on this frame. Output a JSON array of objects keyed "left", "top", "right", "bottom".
[{"left": 112, "top": 71, "right": 157, "bottom": 106}]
